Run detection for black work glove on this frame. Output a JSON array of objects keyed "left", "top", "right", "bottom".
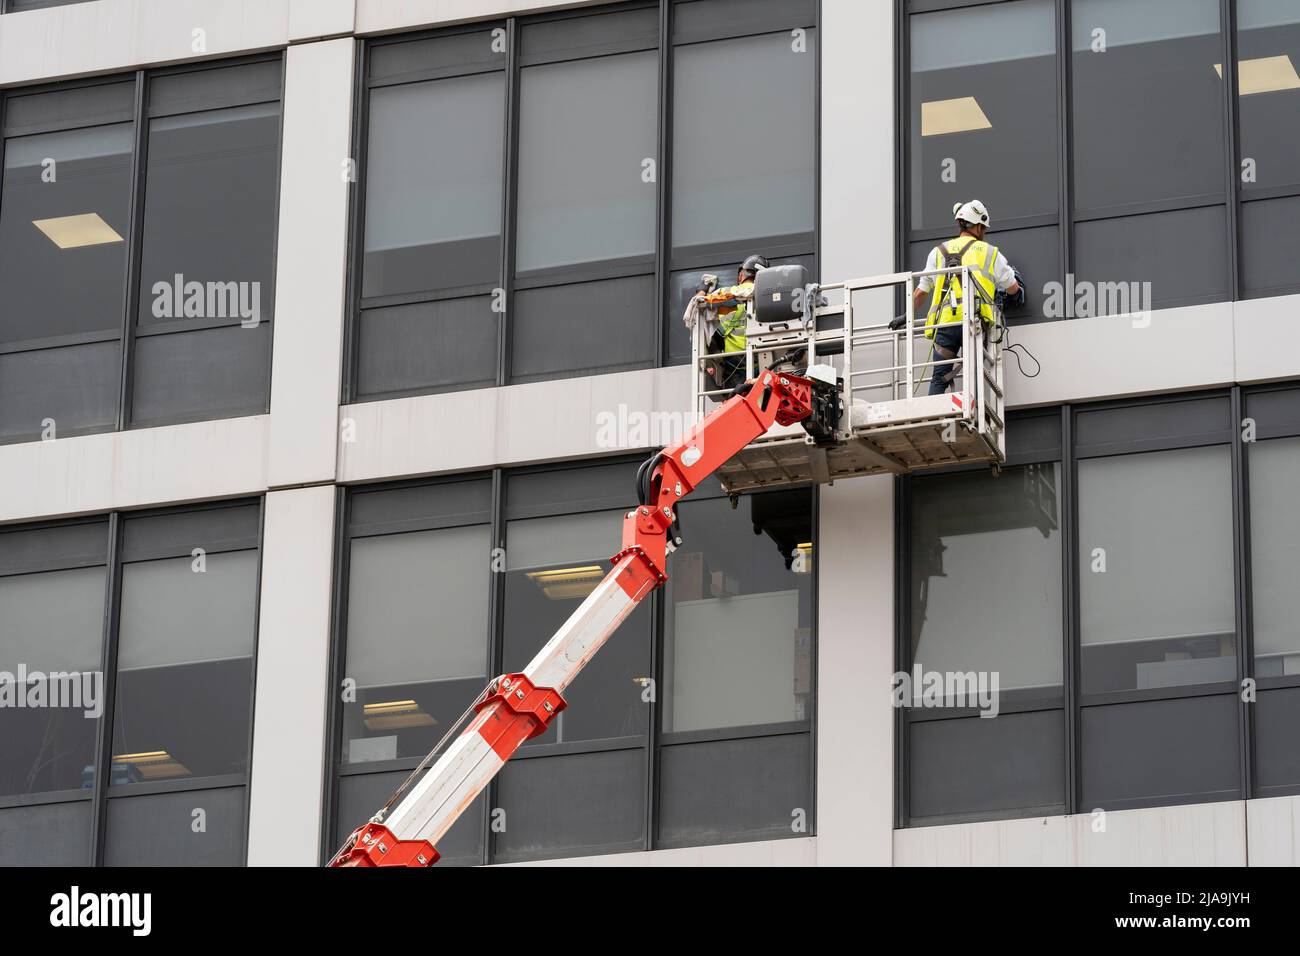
[
  {"left": 888, "top": 315, "right": 907, "bottom": 331},
  {"left": 1000, "top": 269, "right": 1027, "bottom": 311}
]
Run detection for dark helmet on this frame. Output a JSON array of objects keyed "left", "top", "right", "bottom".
[{"left": 739, "top": 254, "right": 770, "bottom": 281}]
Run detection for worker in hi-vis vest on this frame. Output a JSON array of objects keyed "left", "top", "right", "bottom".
[
  {"left": 692, "top": 253, "right": 769, "bottom": 389},
  {"left": 903, "top": 200, "right": 1022, "bottom": 396}
]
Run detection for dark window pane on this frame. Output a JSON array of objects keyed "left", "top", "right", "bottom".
[
  {"left": 911, "top": 465, "right": 1062, "bottom": 701},
  {"left": 1074, "top": 394, "right": 1231, "bottom": 452},
  {"left": 674, "top": 0, "right": 816, "bottom": 40},
  {"left": 1240, "top": 195, "right": 1300, "bottom": 298},
  {"left": 503, "top": 510, "right": 650, "bottom": 745},
  {"left": 1249, "top": 437, "right": 1300, "bottom": 677},
  {"left": 493, "top": 749, "right": 646, "bottom": 862},
  {"left": 137, "top": 100, "right": 280, "bottom": 329},
  {"left": 666, "top": 253, "right": 815, "bottom": 365},
  {"left": 0, "top": 562, "right": 105, "bottom": 797},
  {"left": 910, "top": 0, "right": 1058, "bottom": 231},
  {"left": 342, "top": 525, "right": 490, "bottom": 764},
  {"left": 1071, "top": 0, "right": 1224, "bottom": 211},
  {"left": 129, "top": 323, "right": 271, "bottom": 426},
  {"left": 334, "top": 770, "right": 483, "bottom": 866},
  {"left": 505, "top": 460, "right": 638, "bottom": 520},
  {"left": 0, "top": 801, "right": 92, "bottom": 866},
  {"left": 664, "top": 489, "right": 813, "bottom": 733},
  {"left": 121, "top": 503, "right": 260, "bottom": 563},
  {"left": 521, "top": 7, "right": 658, "bottom": 62},
  {"left": 658, "top": 734, "right": 810, "bottom": 848},
  {"left": 147, "top": 60, "right": 281, "bottom": 117},
  {"left": 0, "top": 519, "right": 107, "bottom": 576},
  {"left": 1073, "top": 206, "right": 1229, "bottom": 313},
  {"left": 514, "top": 51, "right": 657, "bottom": 273},
  {"left": 1236, "top": 1, "right": 1300, "bottom": 192},
  {"left": 349, "top": 477, "right": 492, "bottom": 531},
  {"left": 509, "top": 274, "right": 655, "bottom": 383},
  {"left": 1256, "top": 687, "right": 1300, "bottom": 793},
  {"left": 0, "top": 340, "right": 120, "bottom": 442},
  {"left": 1078, "top": 446, "right": 1235, "bottom": 695},
  {"left": 355, "top": 297, "right": 498, "bottom": 400},
  {"left": 1080, "top": 695, "right": 1240, "bottom": 808},
  {"left": 104, "top": 786, "right": 246, "bottom": 865},
  {"left": 362, "top": 74, "right": 504, "bottom": 298},
  {"left": 369, "top": 30, "right": 505, "bottom": 83},
  {"left": 2, "top": 81, "right": 133, "bottom": 135},
  {"left": 1, "top": 122, "right": 133, "bottom": 344},
  {"left": 671, "top": 30, "right": 815, "bottom": 255},
  {"left": 909, "top": 710, "right": 1065, "bottom": 822},
  {"left": 111, "top": 549, "right": 258, "bottom": 786}
]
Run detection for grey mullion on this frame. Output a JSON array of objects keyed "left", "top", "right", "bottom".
[
  {"left": 87, "top": 512, "right": 123, "bottom": 866},
  {"left": 1061, "top": 404, "right": 1078, "bottom": 815},
  {"left": 117, "top": 71, "right": 148, "bottom": 432},
  {"left": 1220, "top": 0, "right": 1242, "bottom": 303},
  {"left": 320, "top": 487, "right": 351, "bottom": 864}
]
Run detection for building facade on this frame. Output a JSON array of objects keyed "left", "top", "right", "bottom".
[{"left": 0, "top": 0, "right": 1296, "bottom": 867}]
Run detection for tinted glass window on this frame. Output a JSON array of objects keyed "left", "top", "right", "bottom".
[
  {"left": 342, "top": 524, "right": 490, "bottom": 764},
  {"left": 1077, "top": 446, "right": 1235, "bottom": 695},
  {"left": 515, "top": 51, "right": 657, "bottom": 273},
  {"left": 362, "top": 73, "right": 505, "bottom": 297},
  {"left": 0, "top": 524, "right": 107, "bottom": 798},
  {"left": 1249, "top": 436, "right": 1300, "bottom": 677},
  {"left": 503, "top": 510, "right": 651, "bottom": 745},
  {"left": 910, "top": 0, "right": 1057, "bottom": 231},
  {"left": 911, "top": 465, "right": 1063, "bottom": 699},
  {"left": 1236, "top": 0, "right": 1300, "bottom": 193},
  {"left": 663, "top": 489, "right": 813, "bottom": 733},
  {"left": 671, "top": 30, "right": 816, "bottom": 255},
  {"left": 111, "top": 547, "right": 258, "bottom": 786},
  {"left": 1071, "top": 0, "right": 1224, "bottom": 212}
]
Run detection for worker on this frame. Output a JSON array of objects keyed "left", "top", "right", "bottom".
[
  {"left": 894, "top": 200, "right": 1023, "bottom": 395},
  {"left": 692, "top": 254, "right": 769, "bottom": 390}
]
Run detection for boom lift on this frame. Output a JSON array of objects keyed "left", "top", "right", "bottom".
[{"left": 329, "top": 265, "right": 1004, "bottom": 867}]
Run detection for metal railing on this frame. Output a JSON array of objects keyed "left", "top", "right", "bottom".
[{"left": 689, "top": 265, "right": 1006, "bottom": 463}]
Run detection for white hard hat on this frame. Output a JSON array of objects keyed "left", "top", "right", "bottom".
[{"left": 952, "top": 199, "right": 990, "bottom": 228}]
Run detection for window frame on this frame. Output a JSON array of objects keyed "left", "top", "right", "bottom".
[
  {"left": 323, "top": 461, "right": 819, "bottom": 864},
  {"left": 899, "top": 0, "right": 1298, "bottom": 314},
  {"left": 896, "top": 386, "right": 1300, "bottom": 825},
  {"left": 343, "top": 0, "right": 820, "bottom": 401},
  {"left": 0, "top": 498, "right": 264, "bottom": 865},
  {"left": 0, "top": 53, "right": 285, "bottom": 444}
]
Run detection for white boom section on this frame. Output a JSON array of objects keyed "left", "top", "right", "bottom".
[{"left": 382, "top": 557, "right": 641, "bottom": 847}]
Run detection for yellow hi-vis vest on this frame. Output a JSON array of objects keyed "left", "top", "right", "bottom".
[
  {"left": 712, "top": 280, "right": 755, "bottom": 353},
  {"left": 925, "top": 236, "right": 999, "bottom": 339}
]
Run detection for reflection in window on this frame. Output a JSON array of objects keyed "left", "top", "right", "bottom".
[
  {"left": 503, "top": 510, "right": 650, "bottom": 745},
  {"left": 664, "top": 489, "right": 813, "bottom": 733},
  {"left": 343, "top": 525, "right": 490, "bottom": 764},
  {"left": 1078, "top": 446, "right": 1236, "bottom": 695},
  {"left": 671, "top": 30, "right": 816, "bottom": 256},
  {"left": 910, "top": 465, "right": 1062, "bottom": 701},
  {"left": 0, "top": 101, "right": 133, "bottom": 441},
  {"left": 1249, "top": 437, "right": 1300, "bottom": 677},
  {"left": 0, "top": 523, "right": 108, "bottom": 799},
  {"left": 1071, "top": 0, "right": 1224, "bottom": 212},
  {"left": 362, "top": 73, "right": 505, "bottom": 297},
  {"left": 111, "top": 549, "right": 258, "bottom": 785},
  {"left": 910, "top": 0, "right": 1057, "bottom": 231},
  {"left": 1236, "top": 0, "right": 1300, "bottom": 192}
]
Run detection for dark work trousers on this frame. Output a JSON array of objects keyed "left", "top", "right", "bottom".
[{"left": 928, "top": 325, "right": 963, "bottom": 395}]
